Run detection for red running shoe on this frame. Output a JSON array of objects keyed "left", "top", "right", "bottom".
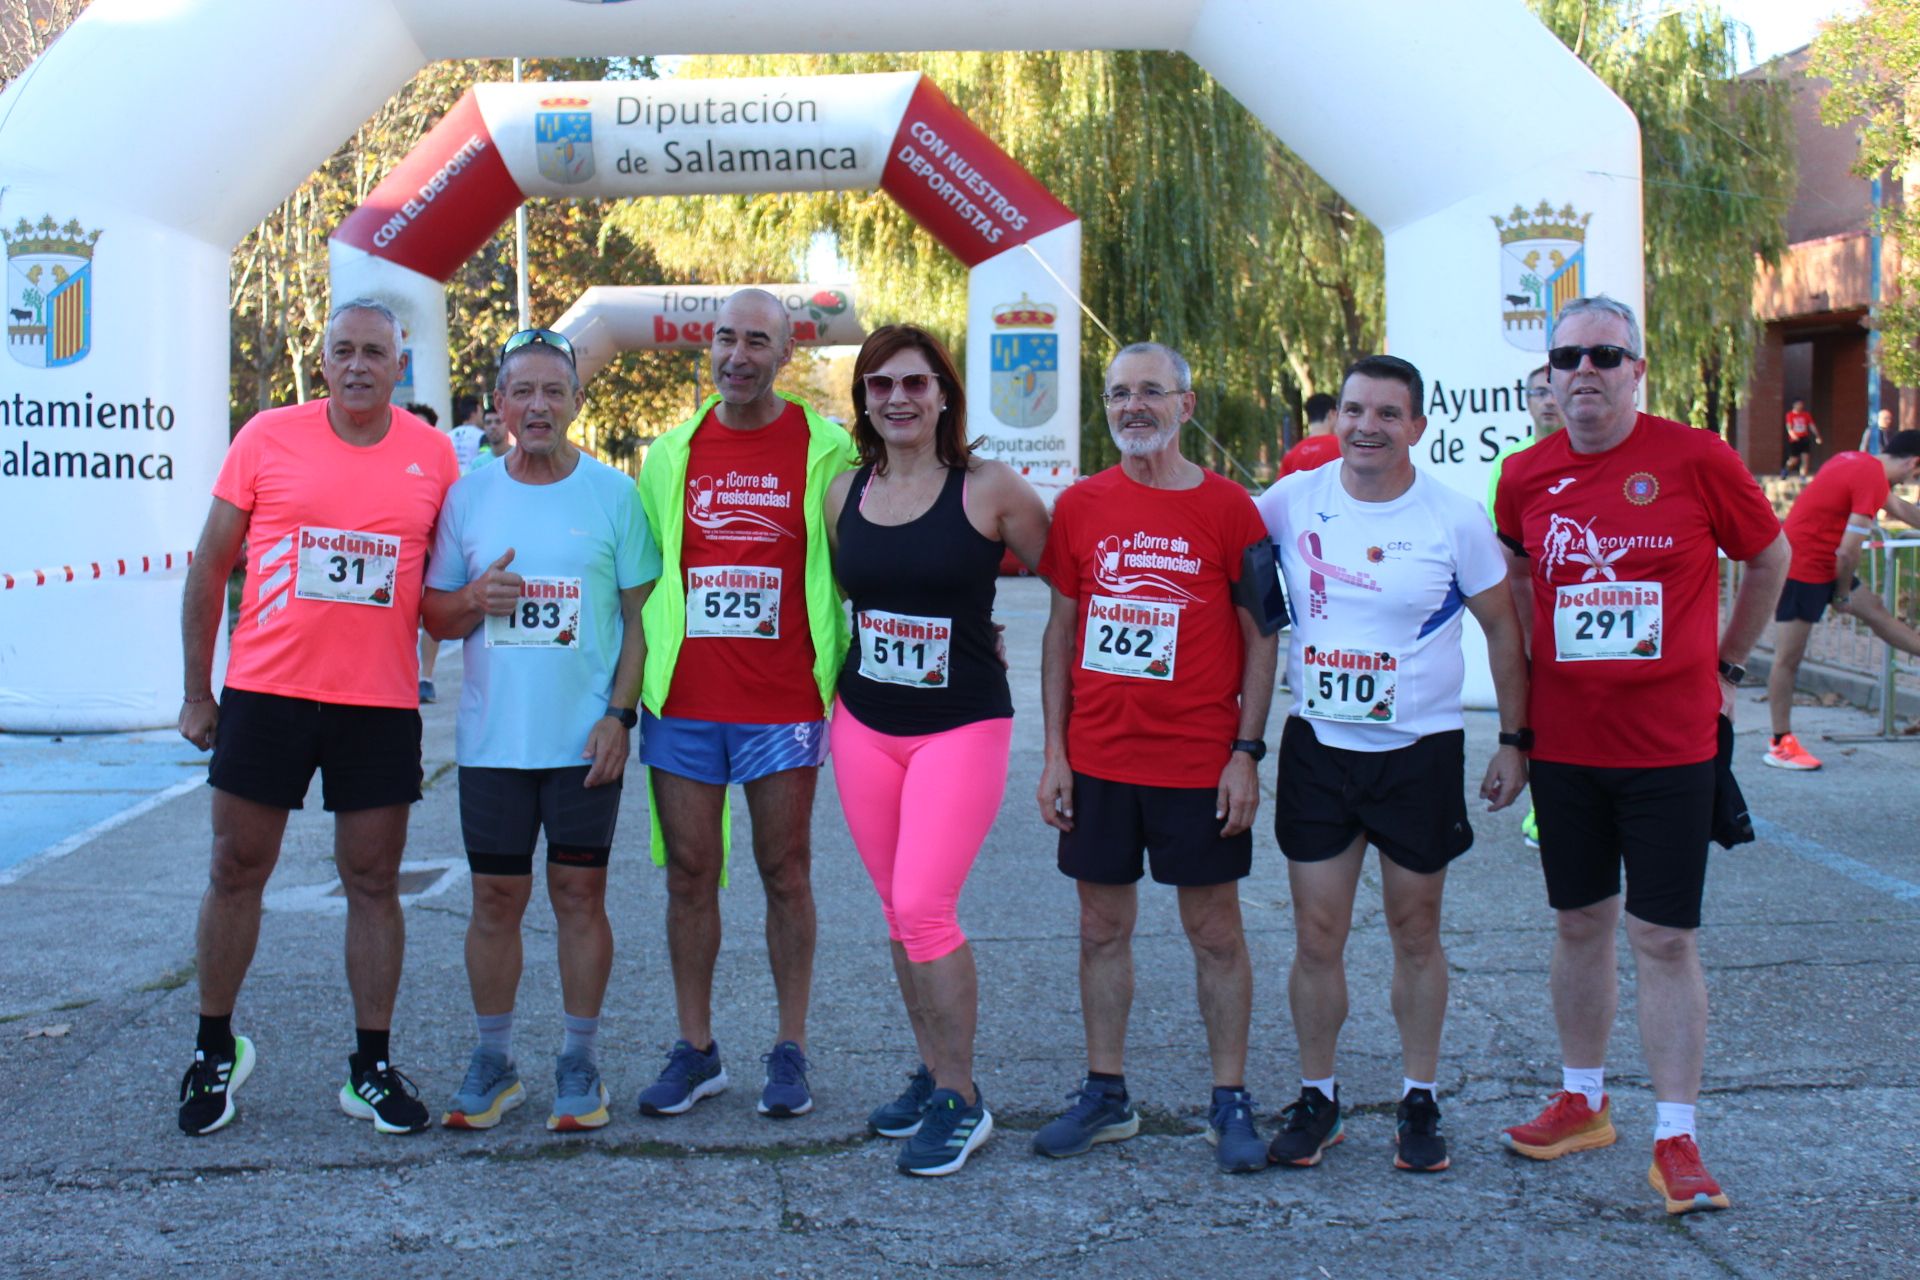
[
  {"left": 1649, "top": 1134, "right": 1730, "bottom": 1214},
  {"left": 1501, "top": 1090, "right": 1616, "bottom": 1160}
]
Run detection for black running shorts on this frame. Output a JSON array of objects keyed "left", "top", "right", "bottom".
[
  {"left": 458, "top": 765, "right": 622, "bottom": 876},
  {"left": 1056, "top": 771, "right": 1253, "bottom": 887},
  {"left": 1528, "top": 757, "right": 1714, "bottom": 929},
  {"left": 208, "top": 687, "right": 422, "bottom": 812},
  {"left": 1273, "top": 717, "right": 1472, "bottom": 874},
  {"left": 1774, "top": 575, "right": 1859, "bottom": 624}
]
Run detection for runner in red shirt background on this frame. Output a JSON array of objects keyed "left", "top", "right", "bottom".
[
  {"left": 1782, "top": 399, "right": 1821, "bottom": 479},
  {"left": 1765, "top": 432, "right": 1920, "bottom": 769},
  {"left": 1278, "top": 392, "right": 1341, "bottom": 477}
]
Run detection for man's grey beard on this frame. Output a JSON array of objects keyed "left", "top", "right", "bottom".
[{"left": 1108, "top": 420, "right": 1178, "bottom": 457}]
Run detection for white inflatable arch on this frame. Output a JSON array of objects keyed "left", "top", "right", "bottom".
[
  {"left": 0, "top": 0, "right": 1641, "bottom": 730},
  {"left": 547, "top": 285, "right": 869, "bottom": 384}
]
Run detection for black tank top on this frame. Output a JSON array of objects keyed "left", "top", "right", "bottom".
[{"left": 834, "top": 463, "right": 1013, "bottom": 735}]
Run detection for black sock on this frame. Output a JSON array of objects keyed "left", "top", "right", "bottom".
[
  {"left": 354, "top": 1028, "right": 391, "bottom": 1071},
  {"left": 1772, "top": 733, "right": 1785, "bottom": 746},
  {"left": 1088, "top": 1070, "right": 1127, "bottom": 1098},
  {"left": 196, "top": 1014, "right": 234, "bottom": 1058}
]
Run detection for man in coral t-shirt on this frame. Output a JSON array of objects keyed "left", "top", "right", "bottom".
[
  {"left": 1493, "top": 296, "right": 1787, "bottom": 1215},
  {"left": 1032, "top": 342, "right": 1279, "bottom": 1174},
  {"left": 175, "top": 300, "right": 458, "bottom": 1139},
  {"left": 1764, "top": 432, "right": 1920, "bottom": 769},
  {"left": 1278, "top": 391, "right": 1340, "bottom": 476}
]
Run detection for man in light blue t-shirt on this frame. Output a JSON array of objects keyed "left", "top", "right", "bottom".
[{"left": 423, "top": 330, "right": 659, "bottom": 1134}]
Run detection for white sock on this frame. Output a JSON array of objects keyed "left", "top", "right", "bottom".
[
  {"left": 1654, "top": 1101, "right": 1696, "bottom": 1140},
  {"left": 1302, "top": 1075, "right": 1337, "bottom": 1099},
  {"left": 1562, "top": 1065, "right": 1605, "bottom": 1110},
  {"left": 1403, "top": 1077, "right": 1437, "bottom": 1099}
]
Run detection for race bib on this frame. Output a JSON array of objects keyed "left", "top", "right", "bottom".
[
  {"left": 686, "top": 565, "right": 781, "bottom": 639},
  {"left": 1301, "top": 646, "right": 1398, "bottom": 723},
  {"left": 485, "top": 577, "right": 583, "bottom": 648},
  {"left": 1080, "top": 594, "right": 1180, "bottom": 681},
  {"left": 1553, "top": 581, "right": 1662, "bottom": 661},
  {"left": 857, "top": 609, "right": 954, "bottom": 687},
  {"left": 294, "top": 526, "right": 399, "bottom": 607}
]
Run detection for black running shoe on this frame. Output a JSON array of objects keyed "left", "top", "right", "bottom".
[
  {"left": 1394, "top": 1087, "right": 1449, "bottom": 1172},
  {"left": 339, "top": 1058, "right": 432, "bottom": 1134},
  {"left": 177, "top": 1036, "right": 255, "bottom": 1136},
  {"left": 1268, "top": 1085, "right": 1343, "bottom": 1167}
]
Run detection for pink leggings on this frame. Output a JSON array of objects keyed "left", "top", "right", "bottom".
[{"left": 828, "top": 700, "right": 1012, "bottom": 962}]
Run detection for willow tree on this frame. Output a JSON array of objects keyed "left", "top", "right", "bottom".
[
  {"left": 1529, "top": 0, "right": 1796, "bottom": 430},
  {"left": 604, "top": 51, "right": 1382, "bottom": 479},
  {"left": 1812, "top": 0, "right": 1920, "bottom": 387}
]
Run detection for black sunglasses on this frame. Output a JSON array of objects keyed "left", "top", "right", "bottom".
[
  {"left": 500, "top": 328, "right": 576, "bottom": 365},
  {"left": 1547, "top": 343, "right": 1636, "bottom": 371}
]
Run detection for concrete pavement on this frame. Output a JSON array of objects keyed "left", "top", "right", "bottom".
[{"left": 1, "top": 577, "right": 1915, "bottom": 1278}]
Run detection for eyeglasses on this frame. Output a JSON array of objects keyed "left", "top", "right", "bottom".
[
  {"left": 1546, "top": 344, "right": 1636, "bottom": 371},
  {"left": 862, "top": 372, "right": 941, "bottom": 400},
  {"left": 1101, "top": 387, "right": 1183, "bottom": 406},
  {"left": 500, "top": 328, "right": 576, "bottom": 365}
]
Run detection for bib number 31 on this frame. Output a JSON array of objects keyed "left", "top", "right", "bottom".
[{"left": 294, "top": 526, "right": 399, "bottom": 607}]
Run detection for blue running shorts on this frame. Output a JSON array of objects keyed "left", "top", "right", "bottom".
[{"left": 640, "top": 711, "right": 828, "bottom": 786}]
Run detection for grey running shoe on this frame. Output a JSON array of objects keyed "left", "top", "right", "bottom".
[
  {"left": 898, "top": 1088, "right": 992, "bottom": 1176},
  {"left": 1207, "top": 1087, "right": 1269, "bottom": 1173},
  {"left": 442, "top": 1047, "right": 524, "bottom": 1130},
  {"left": 1269, "top": 1085, "right": 1342, "bottom": 1167},
  {"left": 637, "top": 1039, "right": 728, "bottom": 1117},
  {"left": 868, "top": 1064, "right": 935, "bottom": 1137},
  {"left": 758, "top": 1041, "right": 813, "bottom": 1118},
  {"left": 177, "top": 1035, "right": 256, "bottom": 1136},
  {"left": 548, "top": 1052, "right": 610, "bottom": 1132},
  {"left": 1032, "top": 1079, "right": 1139, "bottom": 1158}
]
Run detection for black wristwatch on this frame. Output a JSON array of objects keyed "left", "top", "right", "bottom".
[
  {"left": 1717, "top": 658, "right": 1746, "bottom": 686},
  {"left": 1497, "top": 728, "right": 1535, "bottom": 752},
  {"left": 604, "top": 705, "right": 639, "bottom": 729},
  {"left": 1231, "top": 738, "right": 1267, "bottom": 763}
]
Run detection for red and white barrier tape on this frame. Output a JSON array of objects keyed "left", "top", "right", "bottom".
[{"left": 2, "top": 551, "right": 193, "bottom": 590}]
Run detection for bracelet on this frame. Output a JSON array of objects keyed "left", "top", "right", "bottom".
[{"left": 183, "top": 693, "right": 214, "bottom": 704}]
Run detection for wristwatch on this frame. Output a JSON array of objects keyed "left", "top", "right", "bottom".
[
  {"left": 1716, "top": 659, "right": 1746, "bottom": 686},
  {"left": 1497, "top": 728, "right": 1534, "bottom": 752},
  {"left": 604, "top": 705, "right": 639, "bottom": 728},
  {"left": 1231, "top": 738, "right": 1267, "bottom": 762}
]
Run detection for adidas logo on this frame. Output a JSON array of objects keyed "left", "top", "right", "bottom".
[{"left": 406, "top": 462, "right": 425, "bottom": 476}]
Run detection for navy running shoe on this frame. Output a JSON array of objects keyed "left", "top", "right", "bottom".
[
  {"left": 898, "top": 1088, "right": 992, "bottom": 1176},
  {"left": 1032, "top": 1078, "right": 1139, "bottom": 1158},
  {"left": 868, "top": 1063, "right": 935, "bottom": 1137},
  {"left": 637, "top": 1039, "right": 728, "bottom": 1117},
  {"left": 1207, "top": 1087, "right": 1269, "bottom": 1173},
  {"left": 1269, "top": 1085, "right": 1342, "bottom": 1167},
  {"left": 757, "top": 1041, "right": 813, "bottom": 1118}
]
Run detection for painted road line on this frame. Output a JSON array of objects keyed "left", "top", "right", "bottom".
[
  {"left": 1753, "top": 816, "right": 1920, "bottom": 904},
  {"left": 0, "top": 774, "right": 204, "bottom": 887}
]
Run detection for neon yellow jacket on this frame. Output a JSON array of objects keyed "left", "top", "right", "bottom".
[{"left": 636, "top": 391, "right": 856, "bottom": 880}]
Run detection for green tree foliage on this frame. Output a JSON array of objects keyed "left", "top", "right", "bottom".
[
  {"left": 1529, "top": 0, "right": 1796, "bottom": 429},
  {"left": 605, "top": 51, "right": 1381, "bottom": 480},
  {"left": 1812, "top": 0, "right": 1920, "bottom": 387}
]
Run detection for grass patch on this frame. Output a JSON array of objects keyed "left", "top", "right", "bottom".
[
  {"left": 137, "top": 962, "right": 196, "bottom": 994},
  {"left": 52, "top": 999, "right": 94, "bottom": 1012}
]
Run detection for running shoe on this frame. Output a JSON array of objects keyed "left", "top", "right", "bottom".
[
  {"left": 868, "top": 1063, "right": 935, "bottom": 1138},
  {"left": 758, "top": 1041, "right": 813, "bottom": 1118},
  {"left": 1648, "top": 1134, "right": 1731, "bottom": 1215},
  {"left": 1268, "top": 1085, "right": 1342, "bottom": 1167},
  {"left": 1501, "top": 1090, "right": 1615, "bottom": 1160},
  {"left": 1521, "top": 807, "right": 1540, "bottom": 849},
  {"left": 1394, "top": 1088, "right": 1450, "bottom": 1172},
  {"left": 418, "top": 679, "right": 436, "bottom": 705},
  {"left": 548, "top": 1052, "right": 610, "bottom": 1132},
  {"left": 340, "top": 1058, "right": 432, "bottom": 1134},
  {"left": 637, "top": 1039, "right": 728, "bottom": 1117},
  {"left": 177, "top": 1035, "right": 256, "bottom": 1136},
  {"left": 1206, "top": 1087, "right": 1268, "bottom": 1174},
  {"left": 1762, "top": 733, "right": 1822, "bottom": 770},
  {"left": 1031, "top": 1079, "right": 1139, "bottom": 1158},
  {"left": 897, "top": 1088, "right": 993, "bottom": 1176},
  {"left": 441, "top": 1047, "right": 524, "bottom": 1130}
]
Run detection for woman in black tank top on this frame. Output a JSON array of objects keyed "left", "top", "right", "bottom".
[{"left": 824, "top": 325, "right": 1048, "bottom": 1176}]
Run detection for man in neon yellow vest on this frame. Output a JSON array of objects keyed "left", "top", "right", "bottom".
[{"left": 634, "top": 289, "right": 856, "bottom": 1122}]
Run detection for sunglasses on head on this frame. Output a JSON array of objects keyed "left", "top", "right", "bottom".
[
  {"left": 862, "top": 372, "right": 941, "bottom": 400},
  {"left": 1547, "top": 343, "right": 1636, "bottom": 371},
  {"left": 500, "top": 328, "right": 576, "bottom": 365}
]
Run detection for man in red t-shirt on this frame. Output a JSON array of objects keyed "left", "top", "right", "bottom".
[
  {"left": 1782, "top": 399, "right": 1821, "bottom": 478},
  {"left": 1032, "top": 342, "right": 1279, "bottom": 1173},
  {"left": 634, "top": 290, "right": 856, "bottom": 1121},
  {"left": 1765, "top": 432, "right": 1920, "bottom": 769},
  {"left": 1278, "top": 391, "right": 1340, "bottom": 476},
  {"left": 175, "top": 300, "right": 458, "bottom": 1138},
  {"left": 1493, "top": 296, "right": 1787, "bottom": 1215}
]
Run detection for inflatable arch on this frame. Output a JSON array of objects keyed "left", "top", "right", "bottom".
[
  {"left": 0, "top": 0, "right": 1641, "bottom": 730},
  {"left": 331, "top": 75, "right": 1075, "bottom": 485}
]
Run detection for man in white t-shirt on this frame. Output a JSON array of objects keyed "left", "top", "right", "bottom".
[
  {"left": 1255, "top": 354, "right": 1530, "bottom": 1175},
  {"left": 423, "top": 330, "right": 660, "bottom": 1133}
]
